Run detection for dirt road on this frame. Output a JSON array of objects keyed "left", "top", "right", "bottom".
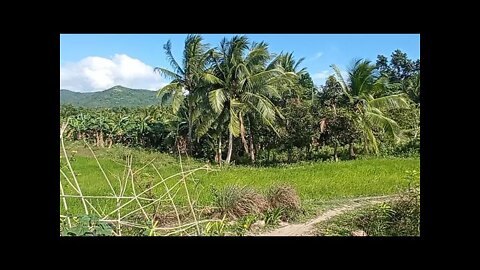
[{"left": 258, "top": 195, "right": 397, "bottom": 236}]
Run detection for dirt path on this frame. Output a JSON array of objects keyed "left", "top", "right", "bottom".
[{"left": 258, "top": 195, "right": 397, "bottom": 236}]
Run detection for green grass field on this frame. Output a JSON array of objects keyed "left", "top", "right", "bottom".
[{"left": 60, "top": 142, "right": 419, "bottom": 217}]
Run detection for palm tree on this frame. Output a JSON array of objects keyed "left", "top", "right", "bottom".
[
  {"left": 401, "top": 72, "right": 420, "bottom": 104},
  {"left": 154, "top": 34, "right": 212, "bottom": 155},
  {"left": 332, "top": 59, "right": 410, "bottom": 154},
  {"left": 205, "top": 36, "right": 287, "bottom": 163},
  {"left": 268, "top": 52, "right": 307, "bottom": 102}
]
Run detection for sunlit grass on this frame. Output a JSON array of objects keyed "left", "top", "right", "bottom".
[{"left": 60, "top": 142, "right": 419, "bottom": 216}]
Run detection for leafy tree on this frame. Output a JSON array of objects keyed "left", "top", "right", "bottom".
[
  {"left": 376, "top": 49, "right": 420, "bottom": 83},
  {"left": 318, "top": 108, "right": 361, "bottom": 161},
  {"left": 280, "top": 99, "right": 315, "bottom": 162},
  {"left": 317, "top": 75, "right": 349, "bottom": 114},
  {"left": 400, "top": 72, "right": 420, "bottom": 104},
  {"left": 206, "top": 36, "right": 288, "bottom": 164},
  {"left": 154, "top": 34, "right": 213, "bottom": 155},
  {"left": 332, "top": 59, "right": 411, "bottom": 154},
  {"left": 299, "top": 73, "right": 316, "bottom": 102}
]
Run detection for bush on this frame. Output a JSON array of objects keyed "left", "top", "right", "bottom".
[
  {"left": 264, "top": 208, "right": 283, "bottom": 226},
  {"left": 354, "top": 170, "right": 420, "bottom": 236},
  {"left": 266, "top": 184, "right": 301, "bottom": 221},
  {"left": 267, "top": 184, "right": 301, "bottom": 210},
  {"left": 229, "top": 214, "right": 259, "bottom": 236},
  {"left": 61, "top": 214, "right": 113, "bottom": 236},
  {"left": 315, "top": 170, "right": 420, "bottom": 236},
  {"left": 211, "top": 185, "right": 269, "bottom": 219},
  {"left": 380, "top": 137, "right": 420, "bottom": 158}
]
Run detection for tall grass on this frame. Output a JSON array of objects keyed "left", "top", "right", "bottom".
[
  {"left": 61, "top": 141, "right": 419, "bottom": 217},
  {"left": 60, "top": 122, "right": 221, "bottom": 236},
  {"left": 314, "top": 170, "right": 420, "bottom": 236}
]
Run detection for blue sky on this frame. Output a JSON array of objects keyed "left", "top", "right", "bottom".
[{"left": 60, "top": 34, "right": 420, "bottom": 92}]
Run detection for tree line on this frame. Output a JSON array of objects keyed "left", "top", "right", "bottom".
[{"left": 60, "top": 35, "right": 420, "bottom": 164}]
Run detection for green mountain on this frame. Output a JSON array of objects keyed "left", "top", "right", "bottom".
[{"left": 60, "top": 85, "right": 160, "bottom": 108}]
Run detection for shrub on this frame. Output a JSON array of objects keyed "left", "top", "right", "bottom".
[
  {"left": 61, "top": 214, "right": 113, "bottom": 236},
  {"left": 203, "top": 218, "right": 227, "bottom": 236},
  {"left": 229, "top": 214, "right": 259, "bottom": 236},
  {"left": 211, "top": 185, "right": 269, "bottom": 219},
  {"left": 354, "top": 170, "right": 420, "bottom": 236},
  {"left": 315, "top": 170, "right": 420, "bottom": 236},
  {"left": 266, "top": 184, "right": 301, "bottom": 221},
  {"left": 264, "top": 208, "right": 283, "bottom": 226},
  {"left": 380, "top": 137, "right": 420, "bottom": 158}
]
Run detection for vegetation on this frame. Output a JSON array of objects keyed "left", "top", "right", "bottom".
[
  {"left": 314, "top": 170, "right": 420, "bottom": 236},
  {"left": 60, "top": 86, "right": 159, "bottom": 108},
  {"left": 60, "top": 34, "right": 420, "bottom": 236},
  {"left": 211, "top": 185, "right": 269, "bottom": 219},
  {"left": 60, "top": 141, "right": 419, "bottom": 217},
  {"left": 60, "top": 214, "right": 114, "bottom": 236},
  {"left": 60, "top": 43, "right": 419, "bottom": 163}
]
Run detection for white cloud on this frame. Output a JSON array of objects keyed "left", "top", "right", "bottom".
[
  {"left": 312, "top": 70, "right": 331, "bottom": 80},
  {"left": 312, "top": 68, "right": 349, "bottom": 86},
  {"left": 305, "top": 52, "right": 324, "bottom": 63},
  {"left": 60, "top": 54, "right": 167, "bottom": 92}
]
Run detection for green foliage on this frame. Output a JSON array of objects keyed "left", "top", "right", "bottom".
[
  {"left": 59, "top": 37, "right": 422, "bottom": 238},
  {"left": 379, "top": 107, "right": 419, "bottom": 157},
  {"left": 376, "top": 49, "right": 420, "bottom": 83},
  {"left": 380, "top": 137, "right": 420, "bottom": 157},
  {"left": 315, "top": 170, "right": 420, "bottom": 236},
  {"left": 331, "top": 59, "right": 411, "bottom": 155},
  {"left": 61, "top": 141, "right": 419, "bottom": 217},
  {"left": 275, "top": 99, "right": 315, "bottom": 160},
  {"left": 229, "top": 214, "right": 258, "bottom": 236},
  {"left": 376, "top": 50, "right": 420, "bottom": 103},
  {"left": 203, "top": 217, "right": 228, "bottom": 236},
  {"left": 60, "top": 105, "right": 177, "bottom": 151},
  {"left": 61, "top": 37, "right": 420, "bottom": 165},
  {"left": 154, "top": 35, "right": 215, "bottom": 155},
  {"left": 60, "top": 214, "right": 113, "bottom": 236},
  {"left": 264, "top": 208, "right": 283, "bottom": 226},
  {"left": 299, "top": 73, "right": 315, "bottom": 101},
  {"left": 317, "top": 75, "right": 349, "bottom": 108},
  {"left": 318, "top": 108, "right": 361, "bottom": 160}
]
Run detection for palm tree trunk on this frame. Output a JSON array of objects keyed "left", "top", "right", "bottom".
[
  {"left": 248, "top": 116, "right": 255, "bottom": 163},
  {"left": 349, "top": 142, "right": 356, "bottom": 159},
  {"left": 363, "top": 135, "right": 369, "bottom": 154},
  {"left": 334, "top": 144, "right": 338, "bottom": 162},
  {"left": 187, "top": 118, "right": 193, "bottom": 156},
  {"left": 99, "top": 131, "right": 104, "bottom": 147},
  {"left": 187, "top": 101, "right": 193, "bottom": 156},
  {"left": 217, "top": 137, "right": 222, "bottom": 166},
  {"left": 239, "top": 113, "right": 249, "bottom": 154},
  {"left": 249, "top": 132, "right": 255, "bottom": 163},
  {"left": 226, "top": 131, "right": 233, "bottom": 164}
]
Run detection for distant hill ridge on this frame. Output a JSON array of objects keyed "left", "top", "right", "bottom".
[{"left": 60, "top": 85, "right": 160, "bottom": 108}]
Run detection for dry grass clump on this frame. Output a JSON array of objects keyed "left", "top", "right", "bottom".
[
  {"left": 266, "top": 184, "right": 301, "bottom": 212},
  {"left": 212, "top": 185, "right": 269, "bottom": 218}
]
